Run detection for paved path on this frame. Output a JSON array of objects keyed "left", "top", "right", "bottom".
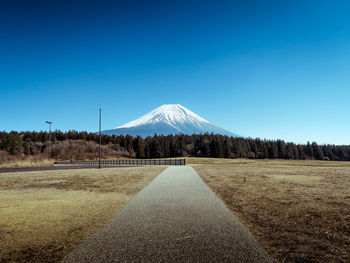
[{"left": 63, "top": 166, "right": 272, "bottom": 262}]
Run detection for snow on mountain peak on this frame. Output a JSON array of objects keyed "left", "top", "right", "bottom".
[
  {"left": 103, "top": 104, "right": 241, "bottom": 137},
  {"left": 117, "top": 104, "right": 210, "bottom": 130}
]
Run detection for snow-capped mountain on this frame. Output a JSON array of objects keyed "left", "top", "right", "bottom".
[{"left": 102, "top": 104, "right": 242, "bottom": 137}]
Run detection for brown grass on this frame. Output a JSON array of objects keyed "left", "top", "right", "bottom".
[
  {"left": 0, "top": 166, "right": 165, "bottom": 263},
  {"left": 0, "top": 158, "right": 55, "bottom": 168},
  {"left": 192, "top": 158, "right": 350, "bottom": 263},
  {"left": 187, "top": 157, "right": 350, "bottom": 167}
]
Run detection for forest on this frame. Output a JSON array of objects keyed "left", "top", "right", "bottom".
[{"left": 0, "top": 130, "right": 350, "bottom": 162}]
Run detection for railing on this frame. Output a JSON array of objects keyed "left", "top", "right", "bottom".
[{"left": 54, "top": 159, "right": 186, "bottom": 166}]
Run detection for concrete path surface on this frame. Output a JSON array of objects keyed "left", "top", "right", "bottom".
[{"left": 63, "top": 166, "right": 272, "bottom": 263}]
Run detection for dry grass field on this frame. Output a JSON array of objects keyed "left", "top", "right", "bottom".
[
  {"left": 0, "top": 166, "right": 165, "bottom": 263},
  {"left": 0, "top": 156, "right": 137, "bottom": 168},
  {"left": 191, "top": 158, "right": 350, "bottom": 263},
  {"left": 0, "top": 158, "right": 55, "bottom": 168}
]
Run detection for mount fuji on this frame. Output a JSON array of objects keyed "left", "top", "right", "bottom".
[{"left": 102, "top": 104, "right": 241, "bottom": 138}]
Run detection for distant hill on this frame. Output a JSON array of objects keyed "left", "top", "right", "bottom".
[{"left": 102, "top": 104, "right": 242, "bottom": 137}]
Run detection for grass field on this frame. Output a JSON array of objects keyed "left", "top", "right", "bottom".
[
  {"left": 0, "top": 167, "right": 165, "bottom": 263},
  {"left": 0, "top": 157, "right": 137, "bottom": 168},
  {"left": 191, "top": 158, "right": 350, "bottom": 263},
  {"left": 1, "top": 158, "right": 349, "bottom": 263},
  {"left": 0, "top": 158, "right": 55, "bottom": 168}
]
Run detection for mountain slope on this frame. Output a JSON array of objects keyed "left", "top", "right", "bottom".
[{"left": 102, "top": 104, "right": 241, "bottom": 137}]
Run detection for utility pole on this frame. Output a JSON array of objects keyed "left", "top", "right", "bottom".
[
  {"left": 99, "top": 108, "right": 101, "bottom": 168},
  {"left": 45, "top": 121, "right": 52, "bottom": 159}
]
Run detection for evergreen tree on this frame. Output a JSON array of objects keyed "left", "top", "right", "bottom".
[
  {"left": 249, "top": 140, "right": 258, "bottom": 158},
  {"left": 257, "top": 140, "right": 268, "bottom": 159},
  {"left": 291, "top": 143, "right": 299, "bottom": 160},
  {"left": 268, "top": 143, "right": 278, "bottom": 159},
  {"left": 176, "top": 135, "right": 187, "bottom": 156},
  {"left": 144, "top": 139, "right": 151, "bottom": 158},
  {"left": 224, "top": 138, "right": 232, "bottom": 158},
  {"left": 312, "top": 142, "right": 324, "bottom": 160},
  {"left": 336, "top": 147, "right": 347, "bottom": 160},
  {"left": 134, "top": 136, "right": 145, "bottom": 158},
  {"left": 125, "top": 135, "right": 134, "bottom": 154},
  {"left": 277, "top": 140, "right": 287, "bottom": 159},
  {"left": 151, "top": 136, "right": 162, "bottom": 158},
  {"left": 298, "top": 145, "right": 306, "bottom": 159},
  {"left": 232, "top": 139, "right": 244, "bottom": 158},
  {"left": 305, "top": 141, "right": 313, "bottom": 159},
  {"left": 209, "top": 136, "right": 224, "bottom": 158},
  {"left": 286, "top": 143, "right": 294, "bottom": 159},
  {"left": 7, "top": 132, "right": 23, "bottom": 155}
]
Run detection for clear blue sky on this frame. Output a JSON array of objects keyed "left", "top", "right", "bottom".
[{"left": 1, "top": 0, "right": 349, "bottom": 145}]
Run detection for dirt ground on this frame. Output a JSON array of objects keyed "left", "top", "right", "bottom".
[
  {"left": 192, "top": 158, "right": 350, "bottom": 263},
  {"left": 0, "top": 166, "right": 165, "bottom": 263}
]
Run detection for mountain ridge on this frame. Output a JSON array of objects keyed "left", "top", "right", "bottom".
[{"left": 102, "top": 104, "right": 241, "bottom": 138}]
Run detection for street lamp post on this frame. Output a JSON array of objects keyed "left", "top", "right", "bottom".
[
  {"left": 45, "top": 121, "right": 52, "bottom": 159},
  {"left": 99, "top": 108, "right": 101, "bottom": 169}
]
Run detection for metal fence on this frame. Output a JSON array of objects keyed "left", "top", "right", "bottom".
[{"left": 54, "top": 159, "right": 186, "bottom": 166}]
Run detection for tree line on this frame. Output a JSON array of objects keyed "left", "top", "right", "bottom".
[{"left": 0, "top": 130, "right": 349, "bottom": 161}]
